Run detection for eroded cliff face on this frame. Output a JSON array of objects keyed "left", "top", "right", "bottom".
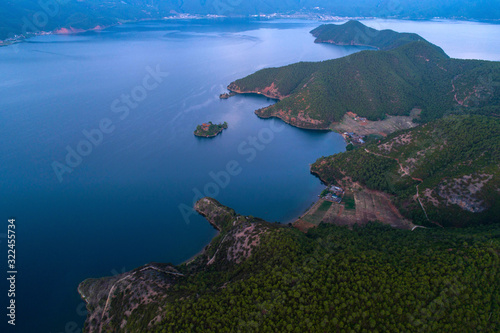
[
  {"left": 79, "top": 198, "right": 274, "bottom": 333},
  {"left": 227, "top": 82, "right": 329, "bottom": 129},
  {"left": 255, "top": 105, "right": 329, "bottom": 130},
  {"left": 227, "top": 82, "right": 287, "bottom": 100}
]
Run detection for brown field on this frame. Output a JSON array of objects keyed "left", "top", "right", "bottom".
[
  {"left": 331, "top": 109, "right": 421, "bottom": 137},
  {"left": 294, "top": 183, "right": 415, "bottom": 232},
  {"left": 294, "top": 200, "right": 332, "bottom": 232}
]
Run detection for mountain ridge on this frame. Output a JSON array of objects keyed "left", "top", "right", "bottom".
[
  {"left": 228, "top": 21, "right": 500, "bottom": 129},
  {"left": 311, "top": 20, "right": 426, "bottom": 50}
]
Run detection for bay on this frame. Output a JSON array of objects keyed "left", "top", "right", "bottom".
[{"left": 0, "top": 18, "right": 499, "bottom": 332}]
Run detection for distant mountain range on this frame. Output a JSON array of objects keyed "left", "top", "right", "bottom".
[{"left": 1, "top": 0, "right": 500, "bottom": 41}]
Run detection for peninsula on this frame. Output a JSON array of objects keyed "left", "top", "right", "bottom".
[
  {"left": 228, "top": 21, "right": 500, "bottom": 130},
  {"left": 311, "top": 20, "right": 425, "bottom": 50},
  {"left": 194, "top": 121, "right": 228, "bottom": 137},
  {"left": 79, "top": 198, "right": 500, "bottom": 332}
]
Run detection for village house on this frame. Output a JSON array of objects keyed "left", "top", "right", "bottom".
[
  {"left": 343, "top": 132, "right": 366, "bottom": 145},
  {"left": 324, "top": 193, "right": 342, "bottom": 203}
]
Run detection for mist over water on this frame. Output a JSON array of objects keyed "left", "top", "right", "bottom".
[{"left": 0, "top": 18, "right": 499, "bottom": 332}]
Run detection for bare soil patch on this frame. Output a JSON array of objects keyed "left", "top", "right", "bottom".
[
  {"left": 332, "top": 109, "right": 420, "bottom": 136},
  {"left": 295, "top": 182, "right": 415, "bottom": 231}
]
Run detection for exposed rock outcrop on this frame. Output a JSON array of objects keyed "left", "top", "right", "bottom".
[{"left": 79, "top": 198, "right": 274, "bottom": 332}]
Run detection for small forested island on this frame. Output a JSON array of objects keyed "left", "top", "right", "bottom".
[{"left": 194, "top": 121, "right": 228, "bottom": 137}]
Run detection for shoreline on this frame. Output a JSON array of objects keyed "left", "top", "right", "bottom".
[
  {"left": 182, "top": 229, "right": 220, "bottom": 265},
  {"left": 254, "top": 111, "right": 331, "bottom": 130},
  {"left": 0, "top": 23, "right": 113, "bottom": 47},
  {"left": 3, "top": 16, "right": 499, "bottom": 47},
  {"left": 231, "top": 91, "right": 415, "bottom": 135},
  {"left": 0, "top": 16, "right": 223, "bottom": 47},
  {"left": 228, "top": 87, "right": 284, "bottom": 101},
  {"left": 226, "top": 89, "right": 333, "bottom": 130}
]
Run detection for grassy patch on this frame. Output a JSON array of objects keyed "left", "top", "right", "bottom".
[
  {"left": 318, "top": 201, "right": 333, "bottom": 212},
  {"left": 343, "top": 195, "right": 356, "bottom": 210},
  {"left": 303, "top": 201, "right": 332, "bottom": 225},
  {"left": 365, "top": 134, "right": 384, "bottom": 143}
]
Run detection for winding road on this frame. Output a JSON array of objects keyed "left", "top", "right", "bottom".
[{"left": 98, "top": 265, "right": 184, "bottom": 333}]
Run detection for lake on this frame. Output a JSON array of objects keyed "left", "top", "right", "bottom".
[{"left": 0, "top": 18, "right": 499, "bottom": 332}]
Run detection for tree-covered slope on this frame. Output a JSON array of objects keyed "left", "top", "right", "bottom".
[
  {"left": 80, "top": 198, "right": 500, "bottom": 332},
  {"left": 229, "top": 22, "right": 500, "bottom": 129},
  {"left": 311, "top": 115, "right": 500, "bottom": 228},
  {"left": 311, "top": 20, "right": 425, "bottom": 50}
]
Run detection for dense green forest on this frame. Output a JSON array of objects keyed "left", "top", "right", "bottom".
[
  {"left": 159, "top": 224, "right": 500, "bottom": 332},
  {"left": 81, "top": 116, "right": 500, "bottom": 332},
  {"left": 311, "top": 20, "right": 425, "bottom": 50},
  {"left": 82, "top": 199, "right": 500, "bottom": 332},
  {"left": 2, "top": 0, "right": 500, "bottom": 41},
  {"left": 230, "top": 23, "right": 500, "bottom": 128},
  {"left": 311, "top": 115, "right": 500, "bottom": 227}
]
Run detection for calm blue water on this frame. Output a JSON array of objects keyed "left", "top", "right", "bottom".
[{"left": 0, "top": 18, "right": 499, "bottom": 332}]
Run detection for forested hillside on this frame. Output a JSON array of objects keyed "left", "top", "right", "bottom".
[
  {"left": 229, "top": 22, "right": 500, "bottom": 129},
  {"left": 79, "top": 199, "right": 500, "bottom": 333},
  {"left": 312, "top": 115, "right": 500, "bottom": 227},
  {"left": 158, "top": 223, "right": 500, "bottom": 332},
  {"left": 80, "top": 198, "right": 500, "bottom": 332}
]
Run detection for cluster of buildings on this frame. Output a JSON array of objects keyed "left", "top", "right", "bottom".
[
  {"left": 343, "top": 132, "right": 365, "bottom": 144},
  {"left": 201, "top": 123, "right": 211, "bottom": 131},
  {"left": 346, "top": 112, "right": 368, "bottom": 123},
  {"left": 322, "top": 185, "right": 344, "bottom": 203},
  {"left": 354, "top": 116, "right": 368, "bottom": 122}
]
